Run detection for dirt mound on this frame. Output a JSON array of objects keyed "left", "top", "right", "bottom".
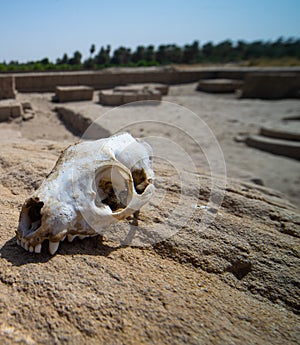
[{"left": 0, "top": 140, "right": 299, "bottom": 344}]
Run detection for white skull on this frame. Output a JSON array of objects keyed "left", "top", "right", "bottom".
[{"left": 16, "top": 133, "right": 155, "bottom": 254}]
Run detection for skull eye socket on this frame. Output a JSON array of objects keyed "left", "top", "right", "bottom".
[
  {"left": 95, "top": 164, "right": 152, "bottom": 212},
  {"left": 98, "top": 179, "right": 128, "bottom": 211},
  {"left": 19, "top": 198, "right": 44, "bottom": 237},
  {"left": 95, "top": 165, "right": 131, "bottom": 212}
]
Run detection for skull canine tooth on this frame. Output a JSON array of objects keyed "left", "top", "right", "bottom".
[
  {"left": 49, "top": 241, "right": 60, "bottom": 255},
  {"left": 16, "top": 133, "right": 155, "bottom": 254},
  {"left": 29, "top": 246, "right": 34, "bottom": 253},
  {"left": 16, "top": 239, "right": 21, "bottom": 246}
]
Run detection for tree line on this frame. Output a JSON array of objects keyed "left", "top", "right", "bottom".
[{"left": 1, "top": 37, "right": 300, "bottom": 72}]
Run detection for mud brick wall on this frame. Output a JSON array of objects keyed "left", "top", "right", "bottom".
[
  {"left": 240, "top": 73, "right": 300, "bottom": 99},
  {"left": 13, "top": 69, "right": 215, "bottom": 92},
  {"left": 0, "top": 75, "right": 16, "bottom": 99},
  {"left": 3, "top": 67, "right": 300, "bottom": 94}
]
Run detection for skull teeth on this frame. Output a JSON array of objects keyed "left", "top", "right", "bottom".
[
  {"left": 67, "top": 234, "right": 77, "bottom": 242},
  {"left": 17, "top": 239, "right": 43, "bottom": 254},
  {"left": 34, "top": 243, "right": 42, "bottom": 253},
  {"left": 16, "top": 233, "right": 90, "bottom": 255},
  {"left": 49, "top": 241, "right": 60, "bottom": 255}
]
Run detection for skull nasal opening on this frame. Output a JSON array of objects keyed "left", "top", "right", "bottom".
[{"left": 19, "top": 198, "right": 44, "bottom": 237}]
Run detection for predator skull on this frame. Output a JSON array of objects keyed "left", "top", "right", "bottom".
[{"left": 16, "top": 133, "right": 155, "bottom": 254}]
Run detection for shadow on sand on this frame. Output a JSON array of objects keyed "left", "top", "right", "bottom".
[{"left": 0, "top": 235, "right": 120, "bottom": 266}]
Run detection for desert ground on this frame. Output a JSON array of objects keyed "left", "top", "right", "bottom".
[
  {"left": 3, "top": 83, "right": 300, "bottom": 205},
  {"left": 0, "top": 84, "right": 299, "bottom": 344}
]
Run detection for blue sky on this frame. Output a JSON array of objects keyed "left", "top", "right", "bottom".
[{"left": 0, "top": 0, "right": 299, "bottom": 62}]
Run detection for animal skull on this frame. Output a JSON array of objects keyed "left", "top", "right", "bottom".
[{"left": 16, "top": 133, "right": 155, "bottom": 254}]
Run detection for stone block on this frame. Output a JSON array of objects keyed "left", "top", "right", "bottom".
[
  {"left": 153, "top": 84, "right": 169, "bottom": 95},
  {"left": 99, "top": 85, "right": 162, "bottom": 106},
  {"left": 114, "top": 83, "right": 169, "bottom": 95},
  {"left": 21, "top": 102, "right": 33, "bottom": 111},
  {"left": 22, "top": 109, "right": 35, "bottom": 121},
  {"left": 260, "top": 124, "right": 300, "bottom": 141},
  {"left": 54, "top": 86, "right": 94, "bottom": 102},
  {"left": 0, "top": 105, "right": 10, "bottom": 121},
  {"left": 0, "top": 75, "right": 16, "bottom": 99},
  {"left": 99, "top": 90, "right": 123, "bottom": 106},
  {"left": 245, "top": 134, "right": 300, "bottom": 160},
  {"left": 146, "top": 89, "right": 162, "bottom": 100},
  {"left": 0, "top": 100, "right": 22, "bottom": 121},
  {"left": 240, "top": 73, "right": 300, "bottom": 99},
  {"left": 196, "top": 79, "right": 244, "bottom": 93},
  {"left": 10, "top": 104, "right": 22, "bottom": 118},
  {"left": 121, "top": 93, "right": 141, "bottom": 104}
]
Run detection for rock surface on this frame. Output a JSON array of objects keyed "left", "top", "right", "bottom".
[{"left": 0, "top": 139, "right": 299, "bottom": 345}]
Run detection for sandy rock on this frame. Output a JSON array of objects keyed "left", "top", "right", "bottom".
[
  {"left": 21, "top": 102, "right": 33, "bottom": 111},
  {"left": 0, "top": 140, "right": 299, "bottom": 344},
  {"left": 22, "top": 109, "right": 35, "bottom": 121}
]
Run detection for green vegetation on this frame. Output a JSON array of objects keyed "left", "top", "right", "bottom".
[{"left": 1, "top": 38, "right": 300, "bottom": 72}]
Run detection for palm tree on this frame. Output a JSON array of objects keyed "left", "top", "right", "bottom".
[{"left": 90, "top": 44, "right": 96, "bottom": 57}]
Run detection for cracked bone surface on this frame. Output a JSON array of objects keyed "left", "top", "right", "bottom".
[{"left": 16, "top": 133, "right": 155, "bottom": 254}]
